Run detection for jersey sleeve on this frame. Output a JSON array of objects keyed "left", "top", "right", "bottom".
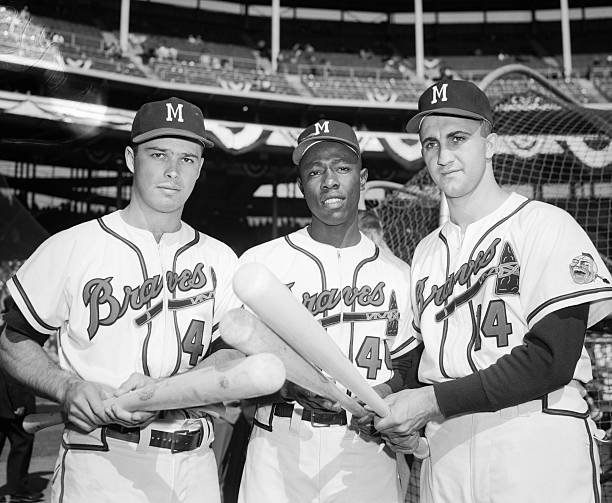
[
  {"left": 5, "top": 231, "right": 74, "bottom": 337},
  {"left": 388, "top": 262, "right": 422, "bottom": 359},
  {"left": 519, "top": 206, "right": 612, "bottom": 328},
  {"left": 211, "top": 244, "right": 241, "bottom": 340}
]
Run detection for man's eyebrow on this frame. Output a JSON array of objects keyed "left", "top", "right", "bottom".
[
  {"left": 142, "top": 146, "right": 199, "bottom": 157},
  {"left": 446, "top": 129, "right": 474, "bottom": 137},
  {"left": 420, "top": 129, "right": 475, "bottom": 142}
]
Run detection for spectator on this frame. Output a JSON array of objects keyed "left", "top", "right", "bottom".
[
  {"left": 0, "top": 369, "right": 41, "bottom": 503},
  {"left": 199, "top": 51, "right": 211, "bottom": 67},
  {"left": 0, "top": 260, "right": 41, "bottom": 503}
]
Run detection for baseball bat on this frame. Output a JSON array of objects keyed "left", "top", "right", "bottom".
[
  {"left": 233, "top": 263, "right": 430, "bottom": 460},
  {"left": 219, "top": 308, "right": 367, "bottom": 417},
  {"left": 233, "top": 263, "right": 390, "bottom": 416},
  {"left": 22, "top": 353, "right": 285, "bottom": 434}
]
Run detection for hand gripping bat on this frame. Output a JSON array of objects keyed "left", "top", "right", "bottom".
[{"left": 22, "top": 352, "right": 285, "bottom": 434}]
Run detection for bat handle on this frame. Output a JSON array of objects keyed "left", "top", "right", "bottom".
[{"left": 23, "top": 412, "right": 64, "bottom": 434}]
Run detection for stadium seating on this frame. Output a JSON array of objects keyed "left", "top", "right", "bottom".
[{"left": 1, "top": 4, "right": 612, "bottom": 106}]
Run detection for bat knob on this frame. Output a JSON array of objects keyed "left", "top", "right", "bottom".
[{"left": 246, "top": 353, "right": 286, "bottom": 395}]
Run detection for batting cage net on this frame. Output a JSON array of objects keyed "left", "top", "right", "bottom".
[{"left": 363, "top": 65, "right": 612, "bottom": 502}]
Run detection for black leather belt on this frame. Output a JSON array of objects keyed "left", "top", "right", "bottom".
[
  {"left": 273, "top": 402, "right": 347, "bottom": 426},
  {"left": 104, "top": 423, "right": 203, "bottom": 453}
]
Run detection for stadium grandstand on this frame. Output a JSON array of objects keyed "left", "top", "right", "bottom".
[{"left": 0, "top": 0, "right": 611, "bottom": 501}]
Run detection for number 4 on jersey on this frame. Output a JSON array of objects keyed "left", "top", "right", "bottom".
[
  {"left": 182, "top": 319, "right": 206, "bottom": 366},
  {"left": 480, "top": 299, "right": 512, "bottom": 348},
  {"left": 355, "top": 336, "right": 392, "bottom": 380}
]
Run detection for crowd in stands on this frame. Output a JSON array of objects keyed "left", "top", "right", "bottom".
[{"left": 2, "top": 3, "right": 612, "bottom": 105}]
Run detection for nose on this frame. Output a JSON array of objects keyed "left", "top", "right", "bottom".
[
  {"left": 164, "top": 157, "right": 179, "bottom": 179},
  {"left": 437, "top": 145, "right": 454, "bottom": 167},
  {"left": 322, "top": 168, "right": 339, "bottom": 190}
]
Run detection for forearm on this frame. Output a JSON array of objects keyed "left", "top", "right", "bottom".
[{"left": 0, "top": 327, "right": 78, "bottom": 404}]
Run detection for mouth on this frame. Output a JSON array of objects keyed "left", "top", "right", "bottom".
[
  {"left": 158, "top": 185, "right": 181, "bottom": 192},
  {"left": 439, "top": 168, "right": 461, "bottom": 176},
  {"left": 321, "top": 196, "right": 345, "bottom": 209}
]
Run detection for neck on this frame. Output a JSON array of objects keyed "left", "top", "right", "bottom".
[
  {"left": 308, "top": 218, "right": 361, "bottom": 248},
  {"left": 121, "top": 201, "right": 182, "bottom": 241},
  {"left": 446, "top": 173, "right": 509, "bottom": 231}
]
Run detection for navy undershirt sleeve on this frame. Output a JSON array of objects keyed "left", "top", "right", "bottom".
[
  {"left": 386, "top": 344, "right": 424, "bottom": 392},
  {"left": 2, "top": 297, "right": 48, "bottom": 346},
  {"left": 433, "top": 303, "right": 588, "bottom": 418}
]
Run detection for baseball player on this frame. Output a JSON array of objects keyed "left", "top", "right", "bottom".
[
  {"left": 237, "top": 120, "right": 421, "bottom": 503},
  {"left": 0, "top": 97, "right": 240, "bottom": 503},
  {"left": 374, "top": 80, "right": 612, "bottom": 502}
]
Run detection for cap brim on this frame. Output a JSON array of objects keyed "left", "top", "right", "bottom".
[
  {"left": 132, "top": 127, "right": 214, "bottom": 148},
  {"left": 405, "top": 108, "right": 488, "bottom": 133},
  {"left": 292, "top": 137, "right": 360, "bottom": 165}
]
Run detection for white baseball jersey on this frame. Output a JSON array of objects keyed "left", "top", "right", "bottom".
[
  {"left": 238, "top": 228, "right": 413, "bottom": 503},
  {"left": 411, "top": 192, "right": 612, "bottom": 503},
  {"left": 412, "top": 192, "right": 612, "bottom": 383},
  {"left": 7, "top": 210, "right": 240, "bottom": 503}
]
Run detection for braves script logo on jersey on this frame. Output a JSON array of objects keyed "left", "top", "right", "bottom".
[
  {"left": 83, "top": 263, "right": 208, "bottom": 339},
  {"left": 301, "top": 282, "right": 385, "bottom": 317},
  {"left": 415, "top": 239, "right": 520, "bottom": 323}
]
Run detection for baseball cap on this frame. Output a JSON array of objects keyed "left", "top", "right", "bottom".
[
  {"left": 292, "top": 119, "right": 360, "bottom": 165},
  {"left": 405, "top": 80, "right": 493, "bottom": 133},
  {"left": 131, "top": 97, "right": 214, "bottom": 147}
]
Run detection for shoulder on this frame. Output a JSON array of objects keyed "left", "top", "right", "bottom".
[
  {"left": 412, "top": 225, "right": 444, "bottom": 260},
  {"left": 239, "top": 233, "right": 296, "bottom": 263},
  {"left": 195, "top": 231, "right": 238, "bottom": 261},
  {"left": 31, "top": 217, "right": 104, "bottom": 255},
  {"left": 372, "top": 240, "right": 411, "bottom": 276},
  {"left": 515, "top": 199, "right": 581, "bottom": 232}
]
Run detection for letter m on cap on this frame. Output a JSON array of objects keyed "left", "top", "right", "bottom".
[
  {"left": 166, "top": 103, "right": 184, "bottom": 123},
  {"left": 314, "top": 120, "right": 330, "bottom": 135},
  {"left": 430, "top": 83, "right": 448, "bottom": 105}
]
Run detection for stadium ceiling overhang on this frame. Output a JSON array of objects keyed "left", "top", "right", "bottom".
[{"left": 1, "top": 91, "right": 612, "bottom": 170}]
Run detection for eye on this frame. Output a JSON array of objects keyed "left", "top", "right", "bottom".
[
  {"left": 422, "top": 141, "right": 438, "bottom": 151},
  {"left": 182, "top": 156, "right": 195, "bottom": 164},
  {"left": 451, "top": 134, "right": 467, "bottom": 143},
  {"left": 151, "top": 152, "right": 165, "bottom": 159}
]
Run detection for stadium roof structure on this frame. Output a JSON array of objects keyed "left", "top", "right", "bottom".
[{"left": 169, "top": 0, "right": 612, "bottom": 13}]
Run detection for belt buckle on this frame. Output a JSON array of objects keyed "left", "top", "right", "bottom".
[
  {"left": 307, "top": 411, "right": 331, "bottom": 428},
  {"left": 170, "top": 429, "right": 190, "bottom": 453}
]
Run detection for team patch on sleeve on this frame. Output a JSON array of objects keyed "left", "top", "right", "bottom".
[{"left": 569, "top": 253, "right": 610, "bottom": 285}]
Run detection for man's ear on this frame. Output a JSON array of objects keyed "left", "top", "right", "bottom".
[
  {"left": 296, "top": 175, "right": 304, "bottom": 196},
  {"left": 125, "top": 146, "right": 135, "bottom": 174},
  {"left": 485, "top": 132, "right": 498, "bottom": 160},
  {"left": 360, "top": 167, "right": 368, "bottom": 191}
]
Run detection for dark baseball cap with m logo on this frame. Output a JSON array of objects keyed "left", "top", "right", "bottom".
[
  {"left": 292, "top": 119, "right": 361, "bottom": 165},
  {"left": 131, "top": 96, "right": 214, "bottom": 147},
  {"left": 405, "top": 80, "right": 493, "bottom": 133}
]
